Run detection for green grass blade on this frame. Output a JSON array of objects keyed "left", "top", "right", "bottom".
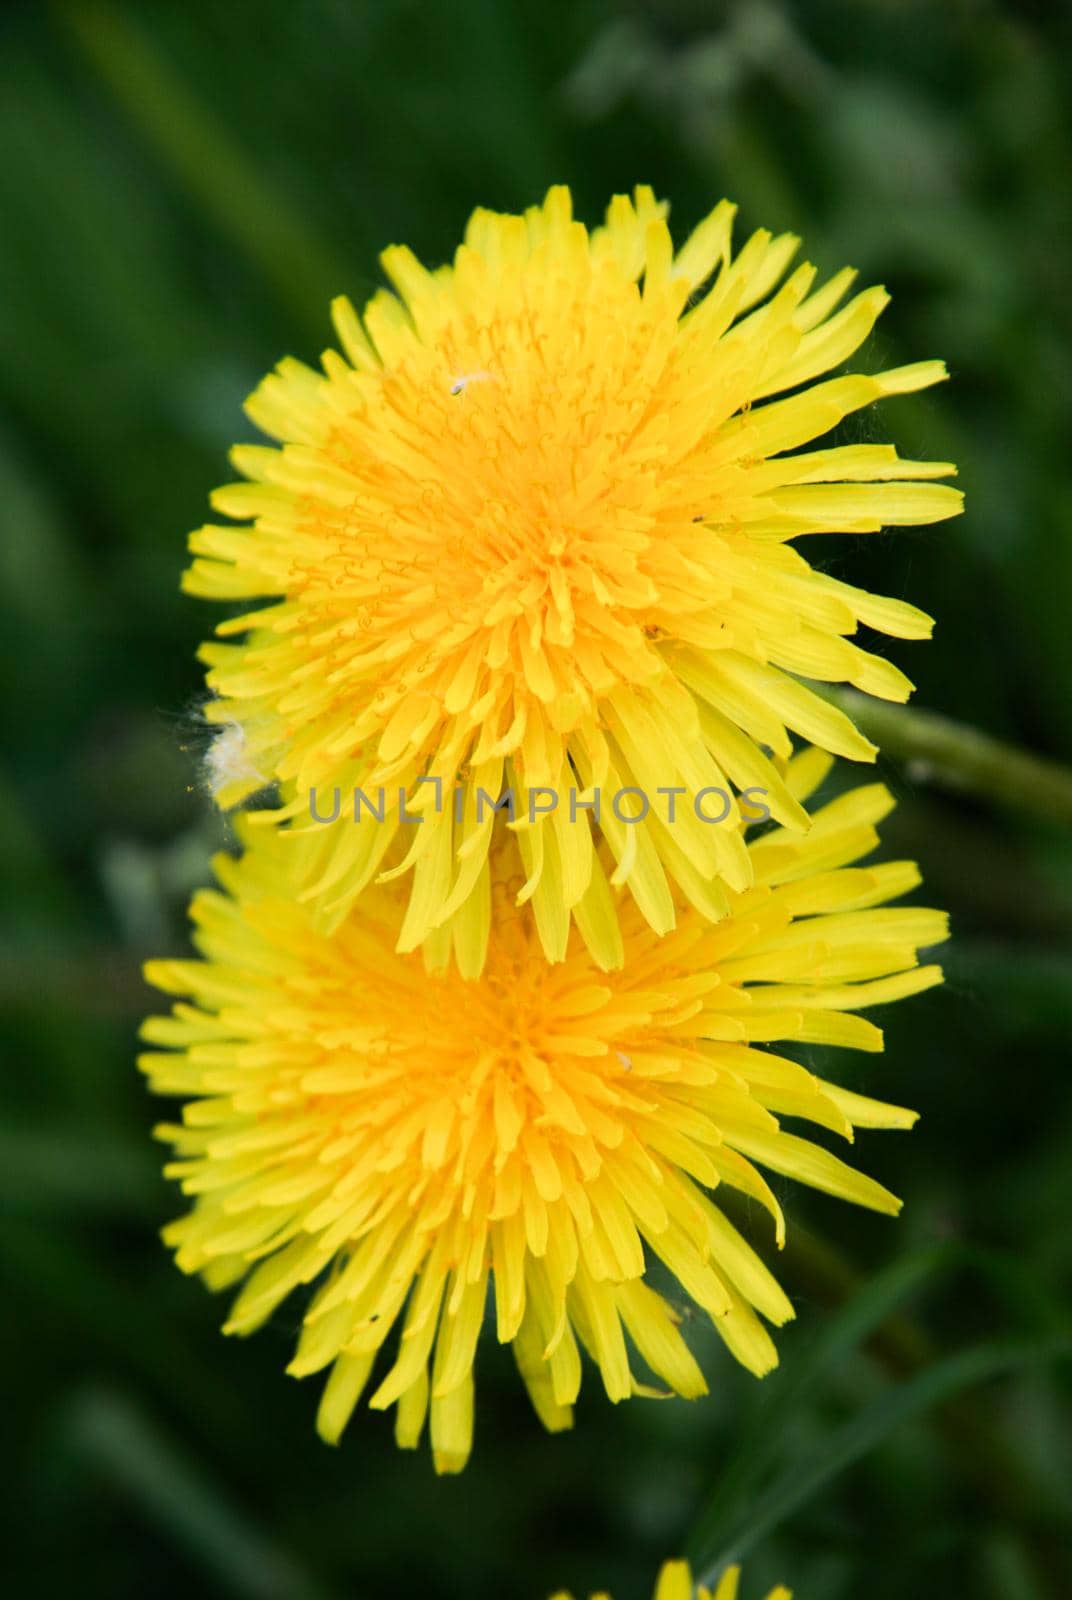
[
  {"left": 687, "top": 1243, "right": 955, "bottom": 1563},
  {"left": 693, "top": 1336, "right": 1071, "bottom": 1585},
  {"left": 51, "top": 0, "right": 352, "bottom": 335},
  {"left": 62, "top": 1388, "right": 336, "bottom": 1600}
]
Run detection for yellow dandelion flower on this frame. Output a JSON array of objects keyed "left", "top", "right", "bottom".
[
  {"left": 552, "top": 1558, "right": 790, "bottom": 1600},
  {"left": 140, "top": 753, "right": 946, "bottom": 1473},
  {"left": 186, "top": 184, "right": 961, "bottom": 970}
]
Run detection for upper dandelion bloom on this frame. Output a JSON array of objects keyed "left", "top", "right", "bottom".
[
  {"left": 141, "top": 751, "right": 946, "bottom": 1473},
  {"left": 552, "top": 1558, "right": 790, "bottom": 1600},
  {"left": 187, "top": 184, "right": 961, "bottom": 970}
]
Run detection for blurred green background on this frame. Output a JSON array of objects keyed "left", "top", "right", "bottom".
[{"left": 3, "top": 1, "right": 1072, "bottom": 1596}]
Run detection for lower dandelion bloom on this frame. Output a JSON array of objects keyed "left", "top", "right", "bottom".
[
  {"left": 187, "top": 182, "right": 961, "bottom": 968},
  {"left": 140, "top": 752, "right": 946, "bottom": 1472},
  {"left": 553, "top": 1559, "right": 790, "bottom": 1600}
]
